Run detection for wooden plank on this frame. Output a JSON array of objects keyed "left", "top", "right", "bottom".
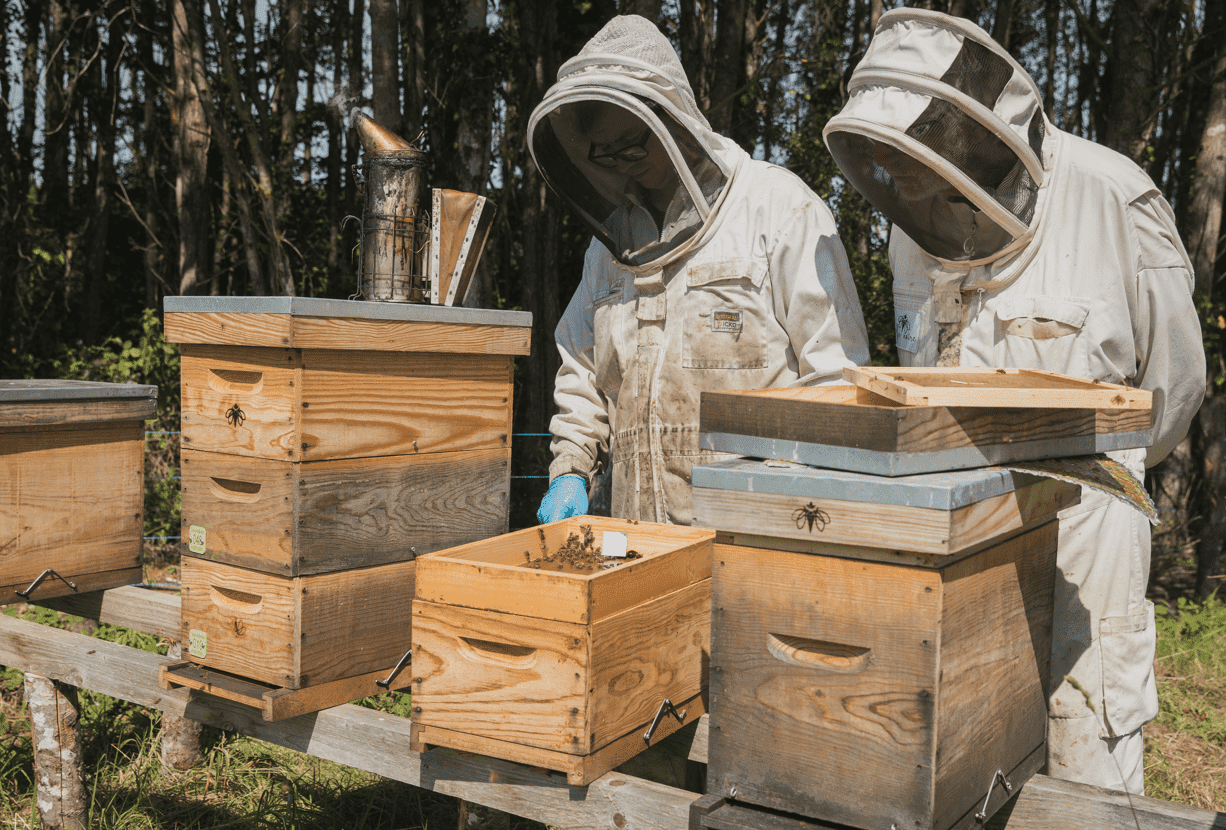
[
  {"left": 0, "top": 423, "right": 143, "bottom": 595},
  {"left": 843, "top": 367, "right": 1151, "bottom": 410},
  {"left": 708, "top": 543, "right": 942, "bottom": 828},
  {"left": 180, "top": 557, "right": 298, "bottom": 687},
  {"left": 160, "top": 660, "right": 412, "bottom": 721},
  {"left": 413, "top": 692, "right": 705, "bottom": 786},
  {"left": 298, "top": 349, "right": 512, "bottom": 459},
  {"left": 165, "top": 312, "right": 296, "bottom": 348},
  {"left": 296, "top": 560, "right": 415, "bottom": 685},
  {"left": 181, "top": 448, "right": 297, "bottom": 574},
  {"left": 0, "top": 610, "right": 1221, "bottom": 830},
  {"left": 0, "top": 398, "right": 156, "bottom": 428},
  {"left": 33, "top": 584, "right": 181, "bottom": 640},
  {"left": 289, "top": 317, "right": 531, "bottom": 356},
  {"left": 700, "top": 385, "right": 1152, "bottom": 453},
  {"left": 296, "top": 448, "right": 510, "bottom": 572},
  {"left": 589, "top": 579, "right": 710, "bottom": 752},
  {"left": 182, "top": 447, "right": 510, "bottom": 575},
  {"left": 415, "top": 518, "right": 712, "bottom": 625},
  {"left": 933, "top": 524, "right": 1058, "bottom": 830},
  {"left": 411, "top": 599, "right": 589, "bottom": 753}
]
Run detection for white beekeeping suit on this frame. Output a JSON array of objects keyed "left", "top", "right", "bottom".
[
  {"left": 528, "top": 14, "right": 869, "bottom": 526},
  {"left": 825, "top": 9, "right": 1206, "bottom": 793}
]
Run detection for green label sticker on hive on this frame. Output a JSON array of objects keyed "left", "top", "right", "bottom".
[
  {"left": 188, "top": 628, "right": 207, "bottom": 659},
  {"left": 188, "top": 525, "right": 206, "bottom": 554}
]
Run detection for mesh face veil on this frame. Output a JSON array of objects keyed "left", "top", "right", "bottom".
[
  {"left": 527, "top": 16, "right": 732, "bottom": 272},
  {"left": 824, "top": 9, "right": 1048, "bottom": 263}
]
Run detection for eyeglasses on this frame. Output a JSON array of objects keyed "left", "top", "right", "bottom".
[{"left": 588, "top": 130, "right": 652, "bottom": 168}]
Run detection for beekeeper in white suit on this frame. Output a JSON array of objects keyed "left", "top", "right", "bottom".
[
  {"left": 824, "top": 9, "right": 1205, "bottom": 793},
  {"left": 529, "top": 14, "right": 869, "bottom": 527}
]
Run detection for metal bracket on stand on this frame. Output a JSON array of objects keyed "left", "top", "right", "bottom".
[
  {"left": 643, "top": 697, "right": 687, "bottom": 744},
  {"left": 375, "top": 648, "right": 412, "bottom": 689},
  {"left": 973, "top": 769, "right": 1013, "bottom": 824},
  {"left": 15, "top": 568, "right": 78, "bottom": 600}
]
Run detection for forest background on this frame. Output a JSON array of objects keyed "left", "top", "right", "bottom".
[{"left": 0, "top": 0, "right": 1222, "bottom": 598}]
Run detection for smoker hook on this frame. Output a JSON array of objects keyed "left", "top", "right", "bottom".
[
  {"left": 15, "top": 568, "right": 78, "bottom": 600},
  {"left": 376, "top": 647, "right": 413, "bottom": 689}
]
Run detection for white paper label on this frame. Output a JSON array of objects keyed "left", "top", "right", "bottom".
[
  {"left": 188, "top": 628, "right": 207, "bottom": 659},
  {"left": 603, "top": 531, "right": 628, "bottom": 559},
  {"left": 895, "top": 308, "right": 920, "bottom": 353},
  {"left": 188, "top": 525, "right": 206, "bottom": 554}
]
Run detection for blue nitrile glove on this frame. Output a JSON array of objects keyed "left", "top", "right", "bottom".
[{"left": 537, "top": 475, "right": 589, "bottom": 524}]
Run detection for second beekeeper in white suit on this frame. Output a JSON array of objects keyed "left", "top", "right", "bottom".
[
  {"left": 528, "top": 14, "right": 870, "bottom": 527},
  {"left": 824, "top": 8, "right": 1206, "bottom": 793}
]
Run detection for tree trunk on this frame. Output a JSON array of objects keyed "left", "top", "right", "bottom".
[
  {"left": 43, "top": 0, "right": 71, "bottom": 216},
  {"left": 24, "top": 673, "right": 86, "bottom": 829},
  {"left": 1184, "top": 5, "right": 1226, "bottom": 299},
  {"left": 172, "top": 0, "right": 211, "bottom": 296},
  {"left": 277, "top": 0, "right": 304, "bottom": 176},
  {"left": 679, "top": 0, "right": 714, "bottom": 113},
  {"left": 1102, "top": 0, "right": 1164, "bottom": 162},
  {"left": 160, "top": 643, "right": 204, "bottom": 770},
  {"left": 370, "top": 0, "right": 403, "bottom": 136}
]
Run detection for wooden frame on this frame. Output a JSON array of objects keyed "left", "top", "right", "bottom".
[{"left": 843, "top": 367, "right": 1151, "bottom": 409}]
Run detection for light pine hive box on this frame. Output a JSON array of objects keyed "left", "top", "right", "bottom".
[
  {"left": 410, "top": 516, "right": 714, "bottom": 785},
  {"left": 160, "top": 297, "right": 531, "bottom": 715},
  {"left": 1, "top": 380, "right": 156, "bottom": 601},
  {"left": 691, "top": 458, "right": 1079, "bottom": 830}
]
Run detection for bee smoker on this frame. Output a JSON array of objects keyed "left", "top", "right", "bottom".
[{"left": 351, "top": 112, "right": 430, "bottom": 302}]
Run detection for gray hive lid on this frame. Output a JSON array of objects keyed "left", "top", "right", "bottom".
[
  {"left": 691, "top": 457, "right": 1040, "bottom": 511},
  {"left": 0, "top": 380, "right": 158, "bottom": 427}
]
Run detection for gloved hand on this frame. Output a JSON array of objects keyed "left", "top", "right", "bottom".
[{"left": 537, "top": 475, "right": 589, "bottom": 524}]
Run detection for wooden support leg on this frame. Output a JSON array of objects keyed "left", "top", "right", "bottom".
[
  {"left": 23, "top": 673, "right": 87, "bottom": 830},
  {"left": 159, "top": 643, "right": 203, "bottom": 771},
  {"left": 458, "top": 799, "right": 511, "bottom": 830}
]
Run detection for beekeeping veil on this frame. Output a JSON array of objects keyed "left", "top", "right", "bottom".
[
  {"left": 824, "top": 9, "right": 1048, "bottom": 263},
  {"left": 527, "top": 15, "right": 736, "bottom": 272}
]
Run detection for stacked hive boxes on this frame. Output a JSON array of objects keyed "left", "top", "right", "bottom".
[
  {"left": 1, "top": 380, "right": 156, "bottom": 601},
  {"left": 690, "top": 374, "right": 1152, "bottom": 830},
  {"left": 163, "top": 296, "right": 531, "bottom": 699}
]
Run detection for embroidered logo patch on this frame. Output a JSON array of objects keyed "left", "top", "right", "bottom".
[
  {"left": 711, "top": 309, "right": 743, "bottom": 333},
  {"left": 896, "top": 309, "right": 920, "bottom": 353}
]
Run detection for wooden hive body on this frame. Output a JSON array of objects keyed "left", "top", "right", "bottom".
[
  {"left": 0, "top": 381, "right": 156, "bottom": 601},
  {"left": 693, "top": 459, "right": 1079, "bottom": 830},
  {"left": 164, "top": 296, "right": 531, "bottom": 706},
  {"left": 410, "top": 516, "right": 714, "bottom": 785}
]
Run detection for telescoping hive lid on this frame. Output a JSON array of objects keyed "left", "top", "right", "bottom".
[
  {"left": 699, "top": 380, "right": 1152, "bottom": 477},
  {"left": 691, "top": 456, "right": 1080, "bottom": 561},
  {"left": 0, "top": 380, "right": 157, "bottom": 428},
  {"left": 163, "top": 296, "right": 532, "bottom": 355}
]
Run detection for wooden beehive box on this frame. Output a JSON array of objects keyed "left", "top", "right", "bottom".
[
  {"left": 410, "top": 516, "right": 715, "bottom": 785},
  {"left": 176, "top": 555, "right": 416, "bottom": 693},
  {"left": 1, "top": 380, "right": 156, "bottom": 601},
  {"left": 693, "top": 458, "right": 1079, "bottom": 830},
  {"left": 164, "top": 296, "right": 530, "bottom": 574},
  {"left": 700, "top": 376, "right": 1152, "bottom": 477}
]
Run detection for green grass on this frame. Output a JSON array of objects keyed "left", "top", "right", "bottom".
[
  {"left": 1145, "top": 596, "right": 1226, "bottom": 809},
  {"left": 3, "top": 598, "right": 1225, "bottom": 826}
]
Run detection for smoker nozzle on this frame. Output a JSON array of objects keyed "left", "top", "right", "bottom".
[{"left": 349, "top": 110, "right": 415, "bottom": 152}]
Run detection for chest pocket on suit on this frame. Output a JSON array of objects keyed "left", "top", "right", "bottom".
[
  {"left": 995, "top": 296, "right": 1090, "bottom": 377},
  {"left": 682, "top": 258, "right": 769, "bottom": 370}
]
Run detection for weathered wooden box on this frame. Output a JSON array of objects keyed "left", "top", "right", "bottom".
[
  {"left": 178, "top": 555, "right": 415, "bottom": 692},
  {"left": 1, "top": 380, "right": 156, "bottom": 601},
  {"left": 410, "top": 516, "right": 715, "bottom": 785},
  {"left": 164, "top": 296, "right": 530, "bottom": 574},
  {"left": 700, "top": 381, "right": 1152, "bottom": 476},
  {"left": 692, "top": 459, "right": 1078, "bottom": 830}
]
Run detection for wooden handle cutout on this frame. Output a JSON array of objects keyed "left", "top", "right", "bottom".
[
  {"left": 208, "top": 477, "right": 263, "bottom": 503},
  {"left": 209, "top": 585, "right": 264, "bottom": 614},
  {"left": 458, "top": 637, "right": 537, "bottom": 669},
  {"left": 207, "top": 368, "right": 264, "bottom": 394},
  {"left": 767, "top": 633, "right": 871, "bottom": 674}
]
